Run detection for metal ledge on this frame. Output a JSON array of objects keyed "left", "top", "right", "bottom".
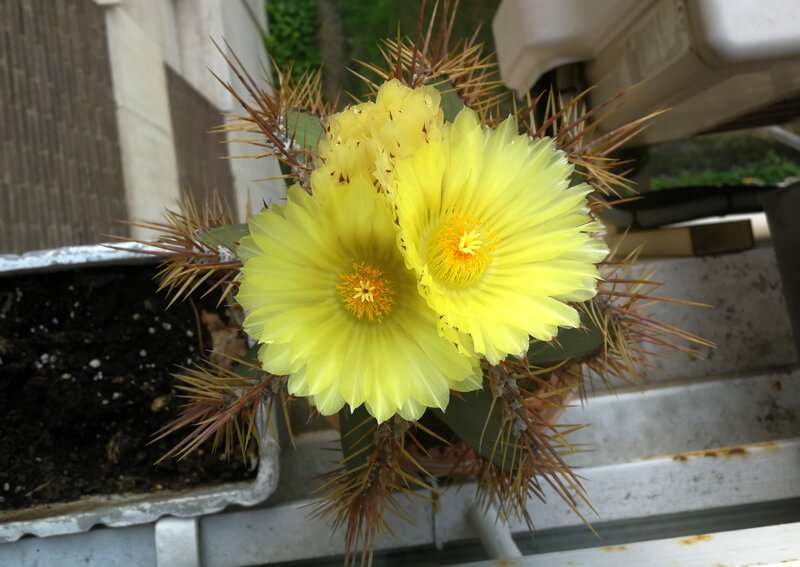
[
  {"left": 191, "top": 438, "right": 800, "bottom": 565},
  {"left": 462, "top": 521, "right": 800, "bottom": 567}
]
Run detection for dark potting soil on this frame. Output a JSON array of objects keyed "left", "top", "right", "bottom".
[{"left": 0, "top": 265, "right": 256, "bottom": 511}]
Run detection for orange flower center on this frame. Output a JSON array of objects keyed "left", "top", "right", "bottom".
[
  {"left": 425, "top": 214, "right": 497, "bottom": 288},
  {"left": 337, "top": 262, "right": 393, "bottom": 322}
]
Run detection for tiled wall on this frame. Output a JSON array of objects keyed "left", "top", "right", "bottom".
[
  {"left": 165, "top": 66, "right": 235, "bottom": 213},
  {"left": 0, "top": 0, "right": 128, "bottom": 254}
]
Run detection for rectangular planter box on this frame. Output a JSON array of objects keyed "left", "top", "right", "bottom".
[{"left": 0, "top": 243, "right": 279, "bottom": 542}]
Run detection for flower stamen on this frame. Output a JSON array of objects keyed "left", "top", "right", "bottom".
[
  {"left": 426, "top": 214, "right": 497, "bottom": 288},
  {"left": 458, "top": 230, "right": 483, "bottom": 255},
  {"left": 353, "top": 280, "right": 377, "bottom": 303},
  {"left": 338, "top": 263, "right": 393, "bottom": 321}
]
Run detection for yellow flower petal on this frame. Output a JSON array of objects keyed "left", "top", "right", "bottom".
[
  {"left": 237, "top": 176, "right": 481, "bottom": 422},
  {"left": 392, "top": 107, "right": 608, "bottom": 364},
  {"left": 317, "top": 80, "right": 446, "bottom": 191}
]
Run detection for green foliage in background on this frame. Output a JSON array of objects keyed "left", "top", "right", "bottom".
[
  {"left": 651, "top": 151, "right": 800, "bottom": 190},
  {"left": 337, "top": 0, "right": 397, "bottom": 74},
  {"left": 336, "top": 0, "right": 502, "bottom": 99},
  {"left": 265, "top": 0, "right": 322, "bottom": 81}
]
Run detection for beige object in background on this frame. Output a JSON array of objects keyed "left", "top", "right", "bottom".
[
  {"left": 606, "top": 220, "right": 755, "bottom": 258},
  {"left": 493, "top": 0, "right": 800, "bottom": 146}
]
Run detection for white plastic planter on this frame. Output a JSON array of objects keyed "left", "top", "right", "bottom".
[{"left": 0, "top": 243, "right": 279, "bottom": 543}]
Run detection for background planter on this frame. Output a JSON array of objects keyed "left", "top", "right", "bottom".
[{"left": 0, "top": 243, "right": 279, "bottom": 543}]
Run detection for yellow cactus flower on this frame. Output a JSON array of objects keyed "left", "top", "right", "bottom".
[
  {"left": 236, "top": 176, "right": 481, "bottom": 423},
  {"left": 390, "top": 108, "right": 609, "bottom": 364},
  {"left": 316, "top": 79, "right": 445, "bottom": 188}
]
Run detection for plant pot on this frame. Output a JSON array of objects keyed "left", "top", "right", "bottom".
[{"left": 0, "top": 244, "right": 279, "bottom": 543}]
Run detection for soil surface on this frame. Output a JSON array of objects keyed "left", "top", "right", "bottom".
[{"left": 0, "top": 265, "right": 255, "bottom": 511}]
